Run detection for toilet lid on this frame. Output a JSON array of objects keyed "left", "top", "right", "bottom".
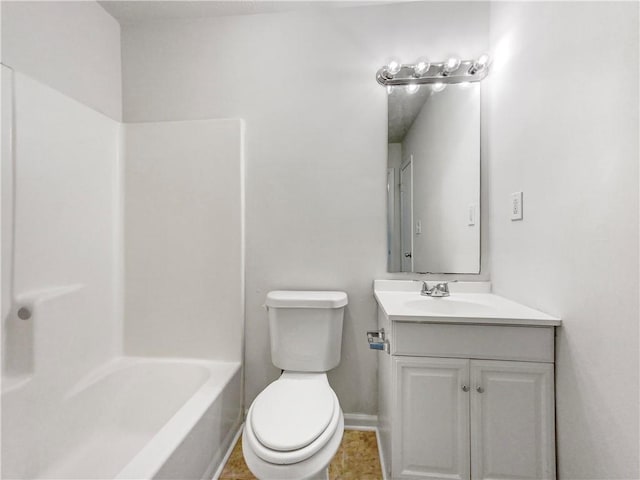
[{"left": 251, "top": 374, "right": 336, "bottom": 452}]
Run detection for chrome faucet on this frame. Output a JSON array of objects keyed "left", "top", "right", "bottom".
[{"left": 421, "top": 281, "right": 452, "bottom": 297}]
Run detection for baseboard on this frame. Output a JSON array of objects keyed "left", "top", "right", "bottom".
[{"left": 343, "top": 413, "right": 378, "bottom": 430}]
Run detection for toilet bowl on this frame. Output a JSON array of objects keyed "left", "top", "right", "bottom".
[
  {"left": 242, "top": 372, "right": 344, "bottom": 480},
  {"left": 242, "top": 290, "right": 348, "bottom": 480}
]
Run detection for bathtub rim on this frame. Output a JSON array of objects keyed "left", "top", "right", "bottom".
[{"left": 64, "top": 355, "right": 217, "bottom": 400}]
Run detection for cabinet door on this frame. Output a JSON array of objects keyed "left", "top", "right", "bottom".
[
  {"left": 470, "top": 361, "right": 555, "bottom": 480},
  {"left": 393, "top": 357, "right": 470, "bottom": 479}
]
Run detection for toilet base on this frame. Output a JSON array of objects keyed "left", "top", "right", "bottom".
[
  {"left": 242, "top": 412, "right": 344, "bottom": 480},
  {"left": 307, "top": 467, "right": 329, "bottom": 480}
]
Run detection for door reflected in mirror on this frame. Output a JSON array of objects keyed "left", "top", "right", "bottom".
[{"left": 387, "top": 83, "right": 480, "bottom": 273}]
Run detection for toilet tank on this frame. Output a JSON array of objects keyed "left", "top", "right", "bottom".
[{"left": 265, "top": 291, "right": 348, "bottom": 372}]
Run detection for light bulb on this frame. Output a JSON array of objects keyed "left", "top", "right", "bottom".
[
  {"left": 442, "top": 56, "right": 461, "bottom": 75},
  {"left": 413, "top": 57, "right": 430, "bottom": 77},
  {"left": 477, "top": 53, "right": 490, "bottom": 67},
  {"left": 432, "top": 82, "right": 446, "bottom": 92},
  {"left": 386, "top": 60, "right": 401, "bottom": 76},
  {"left": 406, "top": 84, "right": 420, "bottom": 94},
  {"left": 469, "top": 53, "right": 490, "bottom": 74}
]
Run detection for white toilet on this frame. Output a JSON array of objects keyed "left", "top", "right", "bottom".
[{"left": 242, "top": 290, "right": 348, "bottom": 480}]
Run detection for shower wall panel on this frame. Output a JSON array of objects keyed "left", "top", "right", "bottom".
[
  {"left": 124, "top": 119, "right": 244, "bottom": 362},
  {"left": 2, "top": 71, "right": 121, "bottom": 478},
  {"left": 4, "top": 72, "right": 121, "bottom": 386}
]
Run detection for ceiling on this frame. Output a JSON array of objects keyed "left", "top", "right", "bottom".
[
  {"left": 388, "top": 87, "right": 431, "bottom": 143},
  {"left": 99, "top": 1, "right": 383, "bottom": 24}
]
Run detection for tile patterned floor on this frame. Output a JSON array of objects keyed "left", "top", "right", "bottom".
[{"left": 219, "top": 429, "right": 383, "bottom": 480}]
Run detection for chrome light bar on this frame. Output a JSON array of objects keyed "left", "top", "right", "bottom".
[{"left": 376, "top": 56, "right": 490, "bottom": 87}]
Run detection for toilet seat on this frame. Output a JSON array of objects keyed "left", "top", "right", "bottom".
[
  {"left": 245, "top": 372, "right": 342, "bottom": 465},
  {"left": 242, "top": 410, "right": 344, "bottom": 480},
  {"left": 252, "top": 372, "right": 336, "bottom": 451}
]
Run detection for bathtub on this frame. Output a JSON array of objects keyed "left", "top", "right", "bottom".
[{"left": 2, "top": 357, "right": 242, "bottom": 479}]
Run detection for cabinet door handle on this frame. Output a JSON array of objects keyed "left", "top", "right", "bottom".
[
  {"left": 461, "top": 385, "right": 469, "bottom": 392},
  {"left": 476, "top": 386, "right": 484, "bottom": 393}
]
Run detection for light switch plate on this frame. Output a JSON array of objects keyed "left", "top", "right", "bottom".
[
  {"left": 511, "top": 192, "right": 523, "bottom": 220},
  {"left": 468, "top": 204, "right": 476, "bottom": 226}
]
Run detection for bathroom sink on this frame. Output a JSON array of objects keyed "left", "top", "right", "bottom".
[
  {"left": 404, "top": 297, "right": 498, "bottom": 317},
  {"left": 373, "top": 280, "right": 561, "bottom": 326}
]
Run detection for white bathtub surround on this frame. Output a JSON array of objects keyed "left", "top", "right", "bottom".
[
  {"left": 2, "top": 68, "right": 245, "bottom": 478},
  {"left": 124, "top": 119, "right": 244, "bottom": 362},
  {"left": 0, "top": 65, "right": 13, "bottom": 343},
  {"left": 2, "top": 70, "right": 117, "bottom": 477},
  {"left": 2, "top": 71, "right": 121, "bottom": 394}
]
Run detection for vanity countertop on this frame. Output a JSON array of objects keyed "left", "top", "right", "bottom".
[{"left": 374, "top": 280, "right": 561, "bottom": 327}]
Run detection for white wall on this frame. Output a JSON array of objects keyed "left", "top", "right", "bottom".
[
  {"left": 403, "top": 84, "right": 480, "bottom": 273},
  {"left": 124, "top": 119, "right": 244, "bottom": 362},
  {"left": 121, "top": 2, "right": 489, "bottom": 414},
  {"left": 487, "top": 2, "right": 639, "bottom": 478},
  {"left": 1, "top": 1, "right": 122, "bottom": 120}
]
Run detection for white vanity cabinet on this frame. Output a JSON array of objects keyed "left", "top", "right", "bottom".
[
  {"left": 373, "top": 280, "right": 561, "bottom": 480},
  {"left": 469, "top": 360, "right": 555, "bottom": 480},
  {"left": 393, "top": 356, "right": 555, "bottom": 480},
  {"left": 393, "top": 356, "right": 471, "bottom": 479}
]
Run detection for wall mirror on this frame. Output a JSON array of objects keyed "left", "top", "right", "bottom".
[{"left": 386, "top": 82, "right": 480, "bottom": 273}]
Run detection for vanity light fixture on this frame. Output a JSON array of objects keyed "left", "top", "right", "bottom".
[
  {"left": 413, "top": 58, "right": 430, "bottom": 77},
  {"left": 468, "top": 53, "right": 490, "bottom": 75},
  {"left": 387, "top": 60, "right": 401, "bottom": 74},
  {"left": 442, "top": 56, "right": 461, "bottom": 76},
  {"left": 376, "top": 54, "right": 490, "bottom": 87},
  {"left": 381, "top": 59, "right": 402, "bottom": 79}
]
